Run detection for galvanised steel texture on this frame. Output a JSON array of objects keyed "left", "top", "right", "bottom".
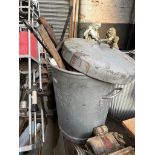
[
  {"left": 38, "top": 0, "right": 70, "bottom": 40},
  {"left": 62, "top": 38, "right": 135, "bottom": 85},
  {"left": 109, "top": 80, "right": 135, "bottom": 121},
  {"left": 51, "top": 65, "right": 116, "bottom": 143}
]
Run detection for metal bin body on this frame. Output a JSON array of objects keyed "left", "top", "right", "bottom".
[{"left": 51, "top": 66, "right": 115, "bottom": 143}]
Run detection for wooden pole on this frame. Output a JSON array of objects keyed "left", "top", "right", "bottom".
[
  {"left": 37, "top": 16, "right": 58, "bottom": 47},
  {"left": 38, "top": 25, "right": 66, "bottom": 69},
  {"left": 69, "top": 0, "right": 79, "bottom": 38}
]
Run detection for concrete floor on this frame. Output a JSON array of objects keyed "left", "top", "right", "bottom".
[{"left": 42, "top": 116, "right": 66, "bottom": 155}]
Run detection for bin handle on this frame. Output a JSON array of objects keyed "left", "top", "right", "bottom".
[{"left": 102, "top": 87, "right": 122, "bottom": 99}]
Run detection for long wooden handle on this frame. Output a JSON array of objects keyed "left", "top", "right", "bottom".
[
  {"left": 38, "top": 25, "right": 66, "bottom": 69},
  {"left": 37, "top": 16, "right": 58, "bottom": 47},
  {"left": 23, "top": 20, "right": 52, "bottom": 56},
  {"left": 60, "top": 6, "right": 73, "bottom": 41}
]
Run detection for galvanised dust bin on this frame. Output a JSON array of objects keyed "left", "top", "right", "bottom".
[
  {"left": 51, "top": 38, "right": 135, "bottom": 143},
  {"left": 51, "top": 66, "right": 121, "bottom": 143}
]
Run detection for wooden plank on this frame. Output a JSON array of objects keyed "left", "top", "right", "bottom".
[
  {"left": 38, "top": 25, "right": 66, "bottom": 69},
  {"left": 38, "top": 16, "right": 58, "bottom": 47},
  {"left": 122, "top": 118, "right": 135, "bottom": 136},
  {"left": 69, "top": 0, "right": 76, "bottom": 38},
  {"left": 73, "top": 0, "right": 79, "bottom": 37}
]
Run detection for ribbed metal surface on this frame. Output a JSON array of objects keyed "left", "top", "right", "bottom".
[
  {"left": 109, "top": 80, "right": 135, "bottom": 121},
  {"left": 38, "top": 0, "right": 70, "bottom": 40}
]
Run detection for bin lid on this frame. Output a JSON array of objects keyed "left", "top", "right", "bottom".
[{"left": 62, "top": 38, "right": 135, "bottom": 84}]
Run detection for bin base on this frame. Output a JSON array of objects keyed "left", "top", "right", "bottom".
[{"left": 59, "top": 125, "right": 88, "bottom": 144}]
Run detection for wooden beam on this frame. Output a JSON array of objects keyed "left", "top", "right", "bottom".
[
  {"left": 37, "top": 16, "right": 58, "bottom": 47},
  {"left": 69, "top": 0, "right": 79, "bottom": 38},
  {"left": 73, "top": 0, "right": 79, "bottom": 37},
  {"left": 38, "top": 25, "right": 66, "bottom": 69}
]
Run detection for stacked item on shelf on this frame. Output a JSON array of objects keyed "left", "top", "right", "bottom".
[
  {"left": 19, "top": 0, "right": 46, "bottom": 154},
  {"left": 19, "top": 1, "right": 73, "bottom": 154}
]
